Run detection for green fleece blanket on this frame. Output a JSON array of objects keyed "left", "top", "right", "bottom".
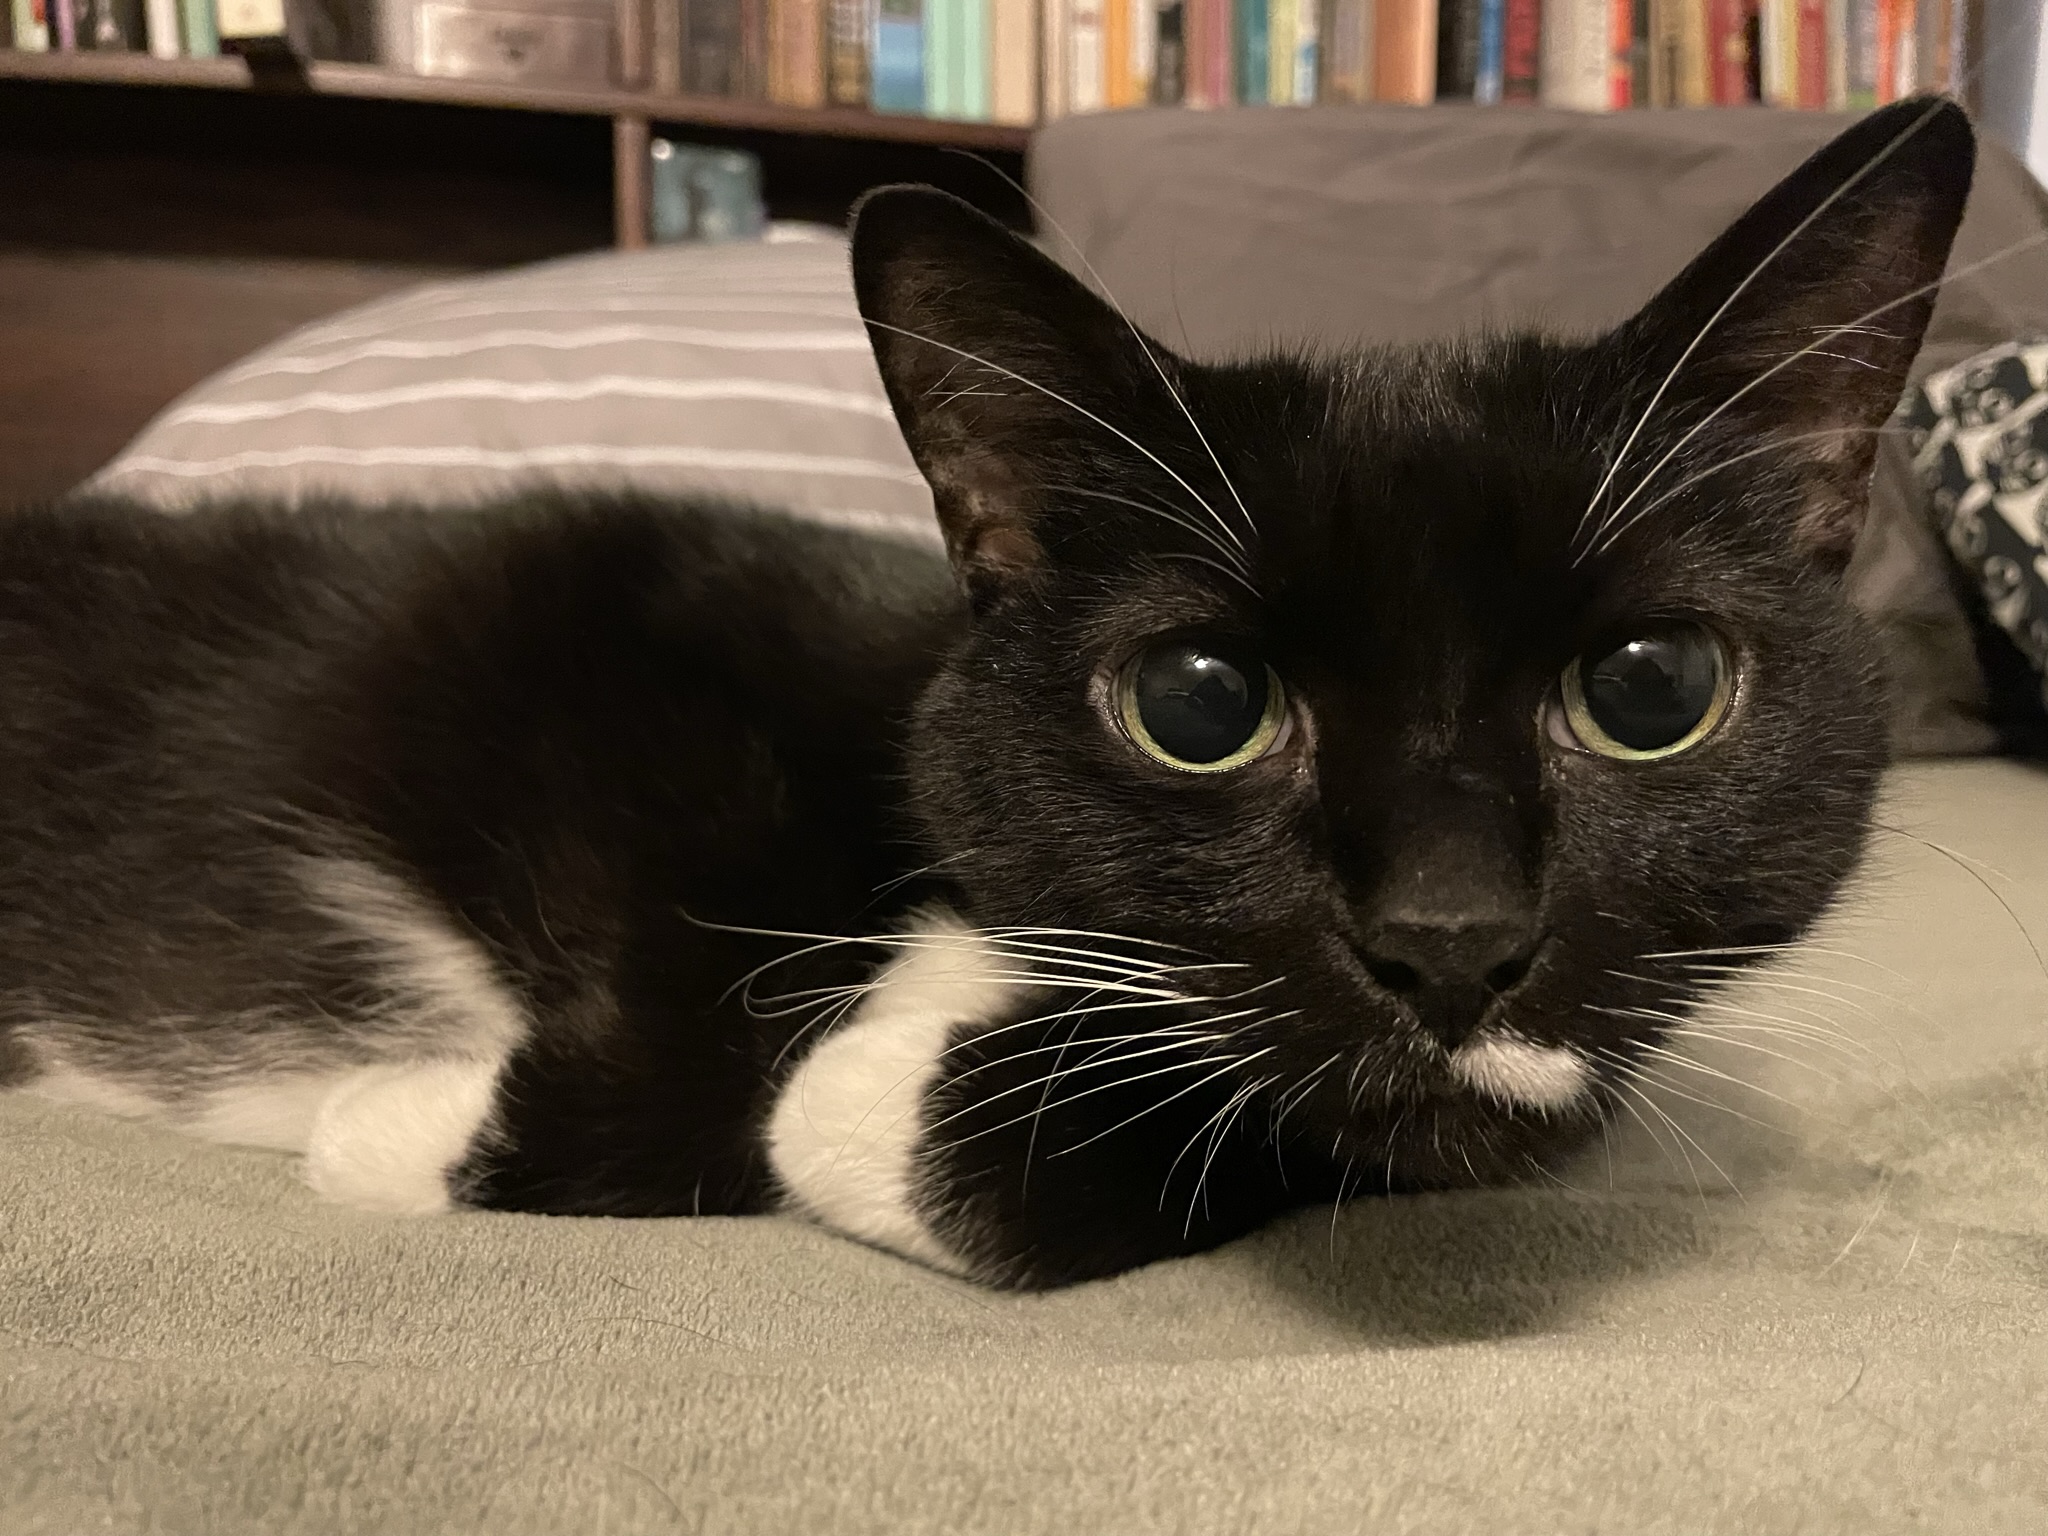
[{"left": 5, "top": 759, "right": 2046, "bottom": 1535}]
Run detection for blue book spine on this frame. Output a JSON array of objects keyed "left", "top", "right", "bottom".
[
  {"left": 1475, "top": 0, "right": 1505, "bottom": 102},
  {"left": 1234, "top": 0, "right": 1267, "bottom": 102},
  {"left": 959, "top": 0, "right": 989, "bottom": 119},
  {"left": 873, "top": 0, "right": 926, "bottom": 112},
  {"left": 179, "top": 0, "right": 217, "bottom": 53}
]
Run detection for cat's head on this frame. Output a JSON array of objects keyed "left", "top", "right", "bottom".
[{"left": 851, "top": 101, "right": 1974, "bottom": 1211}]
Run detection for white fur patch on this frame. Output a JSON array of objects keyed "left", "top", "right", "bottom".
[
  {"left": 766, "top": 915, "right": 1019, "bottom": 1273},
  {"left": 17, "top": 855, "right": 529, "bottom": 1214},
  {"left": 1450, "top": 1033, "right": 1592, "bottom": 1113},
  {"left": 303, "top": 1058, "right": 502, "bottom": 1214}
]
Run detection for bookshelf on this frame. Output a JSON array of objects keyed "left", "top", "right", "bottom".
[{"left": 0, "top": 50, "right": 1032, "bottom": 249}]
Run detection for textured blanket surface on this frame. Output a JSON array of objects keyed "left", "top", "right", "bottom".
[{"left": 4, "top": 760, "right": 2046, "bottom": 1536}]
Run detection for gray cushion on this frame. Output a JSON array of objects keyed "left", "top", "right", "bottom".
[
  {"left": 94, "top": 226, "right": 938, "bottom": 548},
  {"left": 1028, "top": 105, "right": 2048, "bottom": 757}
]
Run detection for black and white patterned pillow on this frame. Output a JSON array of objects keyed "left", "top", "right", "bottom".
[{"left": 1907, "top": 342, "right": 2048, "bottom": 718}]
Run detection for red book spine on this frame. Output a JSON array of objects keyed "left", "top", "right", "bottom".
[
  {"left": 1707, "top": 0, "right": 1746, "bottom": 99},
  {"left": 1873, "top": 0, "right": 1895, "bottom": 98},
  {"left": 1609, "top": 0, "right": 1635, "bottom": 104},
  {"left": 1796, "top": 0, "right": 1825, "bottom": 102},
  {"left": 1502, "top": 0, "right": 1542, "bottom": 97}
]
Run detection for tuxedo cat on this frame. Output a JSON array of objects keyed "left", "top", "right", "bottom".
[{"left": 0, "top": 100, "right": 1973, "bottom": 1289}]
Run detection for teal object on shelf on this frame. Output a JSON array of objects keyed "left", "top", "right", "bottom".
[
  {"left": 872, "top": 0, "right": 925, "bottom": 114},
  {"left": 648, "top": 141, "right": 765, "bottom": 245}
]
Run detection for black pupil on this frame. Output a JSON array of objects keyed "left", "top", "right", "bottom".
[
  {"left": 1582, "top": 628, "right": 1720, "bottom": 752},
  {"left": 1132, "top": 642, "right": 1269, "bottom": 764}
]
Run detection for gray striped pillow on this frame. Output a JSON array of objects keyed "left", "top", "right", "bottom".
[{"left": 94, "top": 226, "right": 939, "bottom": 547}]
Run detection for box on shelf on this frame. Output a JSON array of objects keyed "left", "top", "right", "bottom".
[{"left": 395, "top": 0, "right": 616, "bottom": 84}]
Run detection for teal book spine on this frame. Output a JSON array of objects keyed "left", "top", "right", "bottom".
[
  {"left": 179, "top": 0, "right": 217, "bottom": 53},
  {"left": 1234, "top": 0, "right": 1268, "bottom": 101},
  {"left": 959, "top": 0, "right": 989, "bottom": 119},
  {"left": 923, "top": 0, "right": 954, "bottom": 115}
]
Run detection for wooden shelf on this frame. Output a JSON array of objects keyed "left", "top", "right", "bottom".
[{"left": 0, "top": 49, "right": 1034, "bottom": 151}]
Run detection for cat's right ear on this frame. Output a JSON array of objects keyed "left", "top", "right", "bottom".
[{"left": 850, "top": 186, "right": 1166, "bottom": 602}]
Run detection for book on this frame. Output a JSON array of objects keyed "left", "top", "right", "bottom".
[
  {"left": 10, "top": 0, "right": 51, "bottom": 47},
  {"left": 1133, "top": 0, "right": 1158, "bottom": 96},
  {"left": 872, "top": 0, "right": 924, "bottom": 109},
  {"left": 1825, "top": 0, "right": 1847, "bottom": 104},
  {"left": 1501, "top": 0, "right": 1538, "bottom": 94},
  {"left": 991, "top": 0, "right": 1037, "bottom": 120},
  {"left": 1539, "top": 0, "right": 1607, "bottom": 104},
  {"left": 767, "top": 0, "right": 825, "bottom": 104},
  {"left": 1437, "top": 0, "right": 1477, "bottom": 92},
  {"left": 1375, "top": 0, "right": 1434, "bottom": 97},
  {"left": 652, "top": 0, "right": 683, "bottom": 89},
  {"left": 1184, "top": 0, "right": 1232, "bottom": 101},
  {"left": 825, "top": 0, "right": 866, "bottom": 100},
  {"left": 1874, "top": 0, "right": 1894, "bottom": 97},
  {"left": 1322, "top": 0, "right": 1375, "bottom": 98},
  {"left": 1268, "top": 0, "right": 1293, "bottom": 99},
  {"left": 179, "top": 0, "right": 216, "bottom": 50},
  {"left": 1041, "top": 0, "right": 1070, "bottom": 115},
  {"left": 1104, "top": 0, "right": 1130, "bottom": 102},
  {"left": 685, "top": 0, "right": 747, "bottom": 92},
  {"left": 1706, "top": 0, "right": 1746, "bottom": 98},
  {"left": 960, "top": 0, "right": 989, "bottom": 117},
  {"left": 1070, "top": 0, "right": 1105, "bottom": 109},
  {"left": 51, "top": 0, "right": 76, "bottom": 46},
  {"left": 1796, "top": 0, "right": 1825, "bottom": 101},
  {"left": 143, "top": 0, "right": 176, "bottom": 53},
  {"left": 1606, "top": 0, "right": 1632, "bottom": 100},
  {"left": 1475, "top": 0, "right": 1503, "bottom": 96},
  {"left": 1915, "top": 0, "right": 1948, "bottom": 87},
  {"left": 1292, "top": 0, "right": 1317, "bottom": 93},
  {"left": 923, "top": 0, "right": 953, "bottom": 114},
  {"left": 1236, "top": 0, "right": 1268, "bottom": 100},
  {"left": 1845, "top": 0, "right": 1875, "bottom": 104},
  {"left": 1154, "top": 0, "right": 1187, "bottom": 100}
]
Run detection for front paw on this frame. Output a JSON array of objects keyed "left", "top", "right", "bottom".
[{"left": 304, "top": 1058, "right": 503, "bottom": 1215}]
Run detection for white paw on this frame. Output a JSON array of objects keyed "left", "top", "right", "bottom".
[{"left": 303, "top": 1058, "right": 502, "bottom": 1215}]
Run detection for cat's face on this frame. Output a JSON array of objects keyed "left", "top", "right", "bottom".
[{"left": 853, "top": 100, "right": 1974, "bottom": 1192}]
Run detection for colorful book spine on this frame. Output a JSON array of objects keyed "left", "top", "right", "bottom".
[
  {"left": 1154, "top": 0, "right": 1187, "bottom": 100},
  {"left": 1181, "top": 0, "right": 1226, "bottom": 101},
  {"left": 11, "top": 0, "right": 51, "bottom": 46},
  {"left": 1375, "top": 0, "right": 1434, "bottom": 98},
  {"left": 1103, "top": 0, "right": 1129, "bottom": 101},
  {"left": 1268, "top": 0, "right": 1294, "bottom": 99},
  {"left": 1796, "top": 0, "right": 1825, "bottom": 100},
  {"left": 1873, "top": 0, "right": 1894, "bottom": 97},
  {"left": 872, "top": 0, "right": 925, "bottom": 109},
  {"left": 1475, "top": 0, "right": 1504, "bottom": 96},
  {"left": 1438, "top": 0, "right": 1478, "bottom": 92},
  {"left": 1236, "top": 0, "right": 1268, "bottom": 99},
  {"left": 1323, "top": 0, "right": 1375, "bottom": 97},
  {"left": 991, "top": 0, "right": 1037, "bottom": 119},
  {"left": 1041, "top": 0, "right": 1070, "bottom": 114},
  {"left": 922, "top": 0, "right": 949, "bottom": 114},
  {"left": 1132, "top": 0, "right": 1157, "bottom": 95},
  {"left": 1844, "top": 0, "right": 1875, "bottom": 104},
  {"left": 826, "top": 0, "right": 868, "bottom": 102},
  {"left": 1605, "top": 0, "right": 1632, "bottom": 101},
  {"left": 1292, "top": 0, "right": 1317, "bottom": 95},
  {"left": 50, "top": 0, "right": 75, "bottom": 46},
  {"left": 960, "top": 0, "right": 989, "bottom": 117},
  {"left": 1069, "top": 0, "right": 1105, "bottom": 110},
  {"left": 1500, "top": 0, "right": 1539, "bottom": 94},
  {"left": 178, "top": 0, "right": 215, "bottom": 51},
  {"left": 1705, "top": 0, "right": 1744, "bottom": 97}
]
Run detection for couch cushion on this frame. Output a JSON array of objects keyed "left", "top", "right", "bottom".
[
  {"left": 93, "top": 227, "right": 937, "bottom": 547},
  {"left": 1028, "top": 105, "right": 2048, "bottom": 758}
]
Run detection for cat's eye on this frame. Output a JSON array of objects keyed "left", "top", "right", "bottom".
[
  {"left": 1116, "top": 637, "right": 1287, "bottom": 773},
  {"left": 1558, "top": 623, "right": 1732, "bottom": 761}
]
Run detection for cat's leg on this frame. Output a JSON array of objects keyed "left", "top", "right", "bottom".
[{"left": 765, "top": 921, "right": 1315, "bottom": 1289}]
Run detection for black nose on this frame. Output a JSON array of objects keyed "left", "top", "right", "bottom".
[{"left": 1356, "top": 919, "right": 1541, "bottom": 1050}]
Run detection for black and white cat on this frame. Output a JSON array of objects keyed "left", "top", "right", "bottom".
[{"left": 0, "top": 100, "right": 1973, "bottom": 1289}]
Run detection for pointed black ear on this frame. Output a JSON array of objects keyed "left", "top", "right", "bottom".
[
  {"left": 1610, "top": 97, "right": 1975, "bottom": 562},
  {"left": 850, "top": 186, "right": 1171, "bottom": 601}
]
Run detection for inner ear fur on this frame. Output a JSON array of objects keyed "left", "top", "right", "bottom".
[
  {"left": 1612, "top": 97, "right": 1975, "bottom": 561},
  {"left": 849, "top": 185, "right": 1171, "bottom": 602}
]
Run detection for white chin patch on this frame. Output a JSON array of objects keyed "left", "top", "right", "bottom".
[
  {"left": 1449, "top": 1033, "right": 1591, "bottom": 1114},
  {"left": 766, "top": 914, "right": 1018, "bottom": 1275}
]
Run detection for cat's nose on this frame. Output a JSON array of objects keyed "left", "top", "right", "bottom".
[{"left": 1355, "top": 918, "right": 1541, "bottom": 1051}]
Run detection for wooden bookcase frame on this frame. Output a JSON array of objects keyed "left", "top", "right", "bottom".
[{"left": 0, "top": 50, "right": 1032, "bottom": 248}]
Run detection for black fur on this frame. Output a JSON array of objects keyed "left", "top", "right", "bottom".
[{"left": 0, "top": 100, "right": 1975, "bottom": 1289}]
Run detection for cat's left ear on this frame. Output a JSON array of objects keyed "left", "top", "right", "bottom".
[
  {"left": 851, "top": 186, "right": 1173, "bottom": 601},
  {"left": 1612, "top": 97, "right": 1975, "bottom": 562}
]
